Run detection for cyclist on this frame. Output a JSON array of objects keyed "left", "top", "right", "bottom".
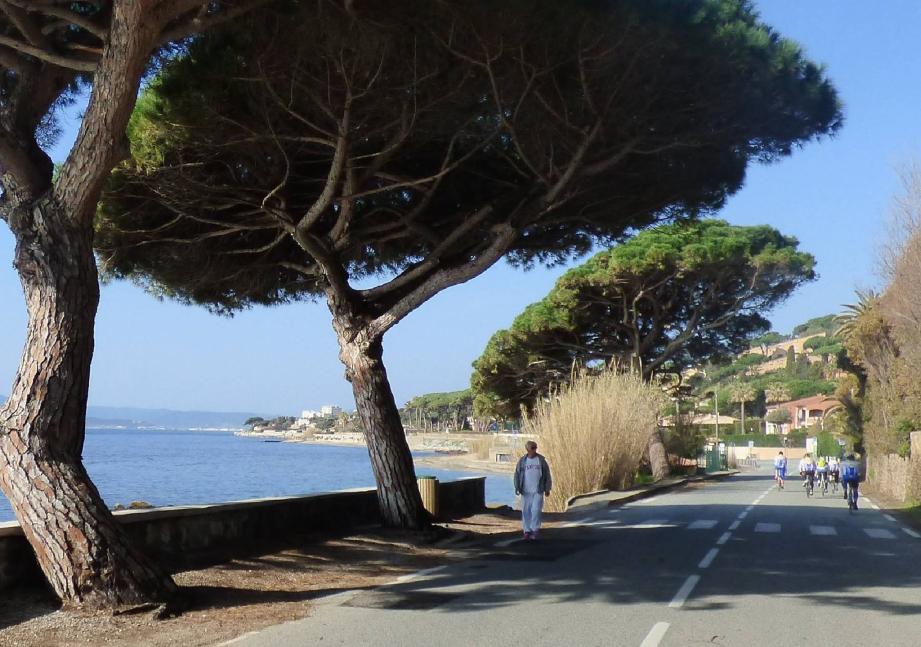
[
  {"left": 799, "top": 453, "right": 816, "bottom": 495},
  {"left": 829, "top": 455, "right": 840, "bottom": 493},
  {"left": 815, "top": 456, "right": 829, "bottom": 494},
  {"left": 773, "top": 451, "right": 787, "bottom": 489},
  {"left": 841, "top": 453, "right": 861, "bottom": 510}
]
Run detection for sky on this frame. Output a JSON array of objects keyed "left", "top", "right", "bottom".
[{"left": 1, "top": 0, "right": 920, "bottom": 415}]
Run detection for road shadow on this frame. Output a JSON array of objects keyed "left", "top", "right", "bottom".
[{"left": 363, "top": 484, "right": 921, "bottom": 617}]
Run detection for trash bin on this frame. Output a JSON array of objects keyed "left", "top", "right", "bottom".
[{"left": 417, "top": 475, "right": 439, "bottom": 518}]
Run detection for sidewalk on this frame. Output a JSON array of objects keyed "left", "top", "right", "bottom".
[{"left": 566, "top": 470, "right": 739, "bottom": 512}]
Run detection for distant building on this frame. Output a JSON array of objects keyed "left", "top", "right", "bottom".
[
  {"left": 320, "top": 405, "right": 342, "bottom": 416},
  {"left": 765, "top": 395, "right": 839, "bottom": 434}
]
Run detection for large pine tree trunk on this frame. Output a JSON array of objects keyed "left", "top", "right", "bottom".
[
  {"left": 331, "top": 315, "right": 428, "bottom": 529},
  {"left": 647, "top": 428, "right": 670, "bottom": 481},
  {"left": 0, "top": 198, "right": 177, "bottom": 609}
]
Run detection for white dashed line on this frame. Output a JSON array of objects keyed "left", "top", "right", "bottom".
[
  {"left": 884, "top": 514, "right": 897, "bottom": 523},
  {"left": 629, "top": 519, "right": 674, "bottom": 529},
  {"left": 809, "top": 525, "right": 837, "bottom": 536},
  {"left": 738, "top": 511, "right": 748, "bottom": 520},
  {"left": 729, "top": 519, "right": 741, "bottom": 531},
  {"left": 562, "top": 517, "right": 595, "bottom": 528},
  {"left": 864, "top": 528, "right": 896, "bottom": 540},
  {"left": 688, "top": 519, "right": 718, "bottom": 530},
  {"left": 698, "top": 548, "right": 720, "bottom": 569},
  {"left": 902, "top": 528, "right": 921, "bottom": 539},
  {"left": 668, "top": 575, "right": 701, "bottom": 608},
  {"left": 754, "top": 523, "right": 781, "bottom": 533},
  {"left": 716, "top": 531, "right": 732, "bottom": 545},
  {"left": 639, "top": 622, "right": 670, "bottom": 647}
]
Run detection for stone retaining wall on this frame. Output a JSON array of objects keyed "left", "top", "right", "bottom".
[
  {"left": 0, "top": 477, "right": 485, "bottom": 592},
  {"left": 866, "top": 432, "right": 921, "bottom": 503}
]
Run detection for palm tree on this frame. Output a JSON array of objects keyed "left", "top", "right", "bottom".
[
  {"left": 835, "top": 289, "right": 879, "bottom": 341},
  {"left": 728, "top": 381, "right": 757, "bottom": 434},
  {"left": 764, "top": 382, "right": 792, "bottom": 433}
]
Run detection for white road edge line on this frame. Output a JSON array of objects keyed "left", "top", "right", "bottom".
[
  {"left": 903, "top": 527, "right": 921, "bottom": 539},
  {"left": 716, "top": 531, "right": 732, "bottom": 546},
  {"left": 495, "top": 536, "right": 527, "bottom": 547},
  {"left": 393, "top": 565, "right": 446, "bottom": 584},
  {"left": 639, "top": 622, "right": 671, "bottom": 647},
  {"left": 668, "top": 574, "right": 701, "bottom": 608},
  {"left": 698, "top": 547, "right": 720, "bottom": 569},
  {"left": 562, "top": 516, "right": 595, "bottom": 529},
  {"left": 217, "top": 632, "right": 260, "bottom": 646}
]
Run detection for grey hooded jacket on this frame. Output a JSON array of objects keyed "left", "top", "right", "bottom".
[{"left": 514, "top": 453, "right": 552, "bottom": 495}]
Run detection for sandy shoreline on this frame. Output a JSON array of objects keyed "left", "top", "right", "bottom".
[{"left": 235, "top": 430, "right": 517, "bottom": 475}]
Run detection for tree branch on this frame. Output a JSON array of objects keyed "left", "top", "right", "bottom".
[{"left": 367, "top": 223, "right": 518, "bottom": 338}]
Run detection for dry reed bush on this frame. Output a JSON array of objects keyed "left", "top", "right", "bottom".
[
  {"left": 523, "top": 369, "right": 665, "bottom": 512},
  {"left": 467, "top": 436, "right": 492, "bottom": 460}
]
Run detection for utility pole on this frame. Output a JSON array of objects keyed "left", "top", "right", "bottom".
[{"left": 713, "top": 392, "right": 719, "bottom": 443}]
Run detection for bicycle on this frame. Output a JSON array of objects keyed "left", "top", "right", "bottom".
[
  {"left": 802, "top": 471, "right": 814, "bottom": 497},
  {"left": 830, "top": 473, "right": 839, "bottom": 495},
  {"left": 845, "top": 480, "right": 859, "bottom": 510},
  {"left": 817, "top": 472, "right": 828, "bottom": 496}
]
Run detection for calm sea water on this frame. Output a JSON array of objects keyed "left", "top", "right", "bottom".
[{"left": 0, "top": 428, "right": 514, "bottom": 523}]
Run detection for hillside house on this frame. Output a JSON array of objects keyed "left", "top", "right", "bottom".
[{"left": 765, "top": 395, "right": 839, "bottom": 434}]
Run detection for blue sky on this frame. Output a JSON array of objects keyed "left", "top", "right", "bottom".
[{"left": 1, "top": 0, "right": 919, "bottom": 415}]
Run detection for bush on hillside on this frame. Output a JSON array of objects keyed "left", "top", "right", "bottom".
[{"left": 524, "top": 369, "right": 664, "bottom": 512}]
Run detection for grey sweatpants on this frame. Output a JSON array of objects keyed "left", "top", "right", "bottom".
[{"left": 521, "top": 492, "right": 544, "bottom": 533}]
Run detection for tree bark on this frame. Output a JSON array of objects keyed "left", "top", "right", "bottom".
[
  {"left": 647, "top": 427, "right": 670, "bottom": 481},
  {"left": 0, "top": 198, "right": 177, "bottom": 609},
  {"left": 331, "top": 315, "right": 428, "bottom": 529}
]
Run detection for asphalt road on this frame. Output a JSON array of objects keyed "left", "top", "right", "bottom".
[{"left": 230, "top": 468, "right": 921, "bottom": 647}]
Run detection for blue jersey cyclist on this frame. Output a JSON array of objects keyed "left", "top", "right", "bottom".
[
  {"left": 841, "top": 454, "right": 861, "bottom": 509},
  {"left": 773, "top": 451, "right": 787, "bottom": 489}
]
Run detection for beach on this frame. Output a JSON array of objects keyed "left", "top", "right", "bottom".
[{"left": 234, "top": 429, "right": 522, "bottom": 475}]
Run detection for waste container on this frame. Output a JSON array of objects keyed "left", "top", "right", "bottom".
[{"left": 417, "top": 475, "right": 439, "bottom": 518}]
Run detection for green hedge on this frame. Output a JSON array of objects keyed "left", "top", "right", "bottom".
[{"left": 709, "top": 430, "right": 808, "bottom": 448}]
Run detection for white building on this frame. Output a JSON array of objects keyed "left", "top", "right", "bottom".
[{"left": 320, "top": 405, "right": 342, "bottom": 416}]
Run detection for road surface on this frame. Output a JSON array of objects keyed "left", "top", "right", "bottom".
[{"left": 231, "top": 467, "right": 921, "bottom": 646}]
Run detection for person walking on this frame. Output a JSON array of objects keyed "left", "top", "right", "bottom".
[{"left": 514, "top": 440, "right": 552, "bottom": 540}]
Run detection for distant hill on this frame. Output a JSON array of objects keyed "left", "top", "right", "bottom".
[{"left": 0, "top": 396, "right": 272, "bottom": 430}]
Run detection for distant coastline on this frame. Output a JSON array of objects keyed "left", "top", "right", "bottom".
[{"left": 234, "top": 429, "right": 518, "bottom": 475}]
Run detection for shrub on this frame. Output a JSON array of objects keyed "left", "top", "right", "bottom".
[
  {"left": 524, "top": 369, "right": 664, "bottom": 512},
  {"left": 766, "top": 409, "right": 792, "bottom": 424},
  {"left": 815, "top": 431, "right": 841, "bottom": 457}
]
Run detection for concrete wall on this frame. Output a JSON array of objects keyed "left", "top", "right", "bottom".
[
  {"left": 726, "top": 446, "right": 808, "bottom": 462},
  {"left": 866, "top": 432, "right": 921, "bottom": 503},
  {"left": 0, "top": 477, "right": 485, "bottom": 592}
]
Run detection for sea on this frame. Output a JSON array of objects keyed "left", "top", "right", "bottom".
[{"left": 0, "top": 428, "right": 515, "bottom": 523}]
